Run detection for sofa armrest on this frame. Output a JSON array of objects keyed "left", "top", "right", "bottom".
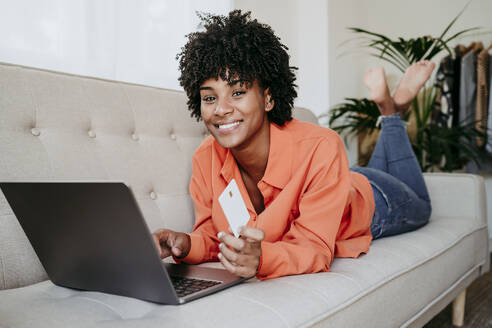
[
  {"left": 424, "top": 173, "right": 487, "bottom": 224},
  {"left": 424, "top": 172, "right": 489, "bottom": 275}
]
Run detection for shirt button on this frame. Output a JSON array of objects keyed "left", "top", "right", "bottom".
[
  {"left": 150, "top": 191, "right": 157, "bottom": 200},
  {"left": 31, "top": 128, "right": 40, "bottom": 136},
  {"left": 88, "top": 130, "right": 96, "bottom": 138}
]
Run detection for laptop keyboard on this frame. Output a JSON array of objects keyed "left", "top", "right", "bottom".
[{"left": 170, "top": 276, "right": 222, "bottom": 298}]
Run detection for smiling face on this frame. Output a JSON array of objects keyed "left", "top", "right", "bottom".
[{"left": 199, "top": 77, "right": 274, "bottom": 151}]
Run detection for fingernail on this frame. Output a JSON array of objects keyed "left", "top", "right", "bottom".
[
  {"left": 218, "top": 252, "right": 223, "bottom": 259},
  {"left": 217, "top": 231, "right": 225, "bottom": 239},
  {"left": 219, "top": 243, "right": 224, "bottom": 250}
]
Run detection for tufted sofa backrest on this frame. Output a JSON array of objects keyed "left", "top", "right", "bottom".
[{"left": 0, "top": 62, "right": 319, "bottom": 289}]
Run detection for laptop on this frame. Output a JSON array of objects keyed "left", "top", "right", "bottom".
[{"left": 0, "top": 181, "right": 246, "bottom": 305}]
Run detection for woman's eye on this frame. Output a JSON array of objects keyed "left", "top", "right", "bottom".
[
  {"left": 232, "top": 90, "right": 245, "bottom": 97},
  {"left": 203, "top": 96, "right": 216, "bottom": 103}
]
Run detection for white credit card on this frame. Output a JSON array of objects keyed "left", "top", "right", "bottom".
[{"left": 218, "top": 179, "right": 250, "bottom": 237}]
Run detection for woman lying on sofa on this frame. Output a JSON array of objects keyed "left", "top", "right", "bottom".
[{"left": 153, "top": 10, "right": 435, "bottom": 280}]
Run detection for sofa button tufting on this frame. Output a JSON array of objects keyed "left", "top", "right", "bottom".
[
  {"left": 131, "top": 133, "right": 139, "bottom": 141},
  {"left": 170, "top": 133, "right": 177, "bottom": 140},
  {"left": 88, "top": 130, "right": 96, "bottom": 138},
  {"left": 31, "top": 128, "right": 41, "bottom": 136},
  {"left": 150, "top": 191, "right": 157, "bottom": 200}
]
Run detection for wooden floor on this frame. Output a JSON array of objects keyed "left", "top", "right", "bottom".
[{"left": 424, "top": 253, "right": 492, "bottom": 328}]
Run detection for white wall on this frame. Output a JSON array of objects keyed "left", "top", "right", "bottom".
[{"left": 0, "top": 0, "right": 232, "bottom": 90}]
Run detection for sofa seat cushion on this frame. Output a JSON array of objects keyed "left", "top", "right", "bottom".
[{"left": 0, "top": 213, "right": 487, "bottom": 328}]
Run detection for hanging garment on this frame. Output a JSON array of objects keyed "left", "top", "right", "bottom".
[
  {"left": 459, "top": 49, "right": 479, "bottom": 126},
  {"left": 486, "top": 52, "right": 492, "bottom": 153},
  {"left": 433, "top": 55, "right": 455, "bottom": 127},
  {"left": 452, "top": 45, "right": 465, "bottom": 127},
  {"left": 475, "top": 47, "right": 490, "bottom": 147}
]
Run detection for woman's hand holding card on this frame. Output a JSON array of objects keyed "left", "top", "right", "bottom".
[{"left": 217, "top": 226, "right": 265, "bottom": 278}]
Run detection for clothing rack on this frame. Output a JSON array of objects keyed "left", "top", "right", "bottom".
[{"left": 433, "top": 41, "right": 492, "bottom": 173}]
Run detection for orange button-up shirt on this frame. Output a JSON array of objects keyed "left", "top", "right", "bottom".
[{"left": 180, "top": 118, "right": 374, "bottom": 280}]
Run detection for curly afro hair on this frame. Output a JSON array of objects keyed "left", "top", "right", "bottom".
[{"left": 176, "top": 10, "right": 298, "bottom": 126}]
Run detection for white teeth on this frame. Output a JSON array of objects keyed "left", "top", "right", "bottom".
[{"left": 218, "top": 121, "right": 240, "bottom": 129}]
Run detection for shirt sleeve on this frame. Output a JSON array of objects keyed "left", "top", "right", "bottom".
[
  {"left": 257, "top": 135, "right": 351, "bottom": 280},
  {"left": 177, "top": 153, "right": 220, "bottom": 264}
]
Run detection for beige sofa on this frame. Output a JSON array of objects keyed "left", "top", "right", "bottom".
[{"left": 0, "top": 62, "right": 489, "bottom": 327}]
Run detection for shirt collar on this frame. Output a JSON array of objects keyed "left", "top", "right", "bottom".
[{"left": 219, "top": 120, "right": 294, "bottom": 190}]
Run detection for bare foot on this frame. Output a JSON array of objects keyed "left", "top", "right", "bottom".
[
  {"left": 363, "top": 67, "right": 396, "bottom": 116},
  {"left": 393, "top": 60, "right": 436, "bottom": 114}
]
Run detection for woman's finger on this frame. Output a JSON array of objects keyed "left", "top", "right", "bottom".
[
  {"left": 218, "top": 231, "right": 245, "bottom": 251},
  {"left": 220, "top": 244, "right": 261, "bottom": 272},
  {"left": 235, "top": 266, "right": 257, "bottom": 278},
  {"left": 152, "top": 230, "right": 172, "bottom": 258},
  {"left": 219, "top": 243, "right": 239, "bottom": 264},
  {"left": 218, "top": 252, "right": 238, "bottom": 275},
  {"left": 153, "top": 229, "right": 169, "bottom": 242},
  {"left": 218, "top": 252, "right": 256, "bottom": 278},
  {"left": 219, "top": 243, "right": 256, "bottom": 264},
  {"left": 239, "top": 226, "right": 265, "bottom": 242},
  {"left": 172, "top": 234, "right": 188, "bottom": 257},
  {"left": 152, "top": 234, "right": 163, "bottom": 257}
]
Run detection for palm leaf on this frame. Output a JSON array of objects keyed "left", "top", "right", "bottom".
[
  {"left": 347, "top": 1, "right": 478, "bottom": 70},
  {"left": 320, "top": 98, "right": 381, "bottom": 143}
]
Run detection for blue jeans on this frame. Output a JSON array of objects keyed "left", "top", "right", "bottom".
[{"left": 350, "top": 114, "right": 431, "bottom": 239}]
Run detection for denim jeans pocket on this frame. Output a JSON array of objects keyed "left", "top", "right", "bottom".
[
  {"left": 370, "top": 181, "right": 415, "bottom": 240},
  {"left": 373, "top": 199, "right": 431, "bottom": 239},
  {"left": 371, "top": 180, "right": 411, "bottom": 212}
]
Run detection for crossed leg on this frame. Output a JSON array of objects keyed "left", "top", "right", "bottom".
[
  {"left": 351, "top": 61, "right": 435, "bottom": 239},
  {"left": 361, "top": 61, "right": 434, "bottom": 201}
]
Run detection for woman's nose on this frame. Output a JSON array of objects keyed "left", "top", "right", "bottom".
[{"left": 215, "top": 99, "right": 233, "bottom": 115}]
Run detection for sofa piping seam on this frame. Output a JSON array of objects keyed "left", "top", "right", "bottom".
[
  {"left": 75, "top": 295, "right": 125, "bottom": 319},
  {"left": 238, "top": 295, "right": 291, "bottom": 328},
  {"left": 276, "top": 280, "right": 331, "bottom": 305}
]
